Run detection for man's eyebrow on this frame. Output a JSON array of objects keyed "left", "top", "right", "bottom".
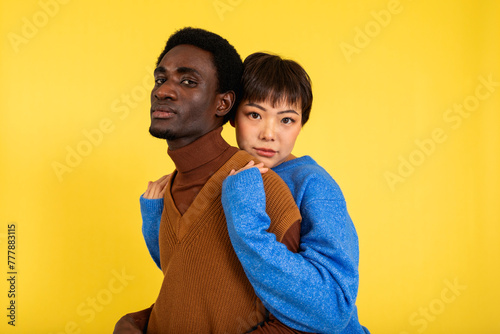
[
  {"left": 154, "top": 67, "right": 166, "bottom": 75},
  {"left": 246, "top": 102, "right": 299, "bottom": 115},
  {"left": 153, "top": 66, "right": 201, "bottom": 77},
  {"left": 176, "top": 67, "right": 201, "bottom": 77}
]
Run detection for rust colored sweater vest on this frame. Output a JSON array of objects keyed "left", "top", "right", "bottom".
[{"left": 146, "top": 150, "right": 301, "bottom": 334}]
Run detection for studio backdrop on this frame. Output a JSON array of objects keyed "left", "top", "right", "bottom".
[{"left": 1, "top": 1, "right": 499, "bottom": 333}]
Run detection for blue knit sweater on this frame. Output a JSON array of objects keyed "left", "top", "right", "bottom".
[{"left": 141, "top": 156, "right": 369, "bottom": 334}]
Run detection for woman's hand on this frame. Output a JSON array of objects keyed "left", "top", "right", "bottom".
[
  {"left": 229, "top": 160, "right": 268, "bottom": 176},
  {"left": 143, "top": 174, "right": 170, "bottom": 199}
]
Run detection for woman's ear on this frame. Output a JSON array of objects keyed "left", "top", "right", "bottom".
[{"left": 215, "top": 91, "right": 235, "bottom": 117}]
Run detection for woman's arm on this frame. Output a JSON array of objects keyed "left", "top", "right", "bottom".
[
  {"left": 140, "top": 175, "right": 169, "bottom": 269},
  {"left": 222, "top": 167, "right": 359, "bottom": 333}
]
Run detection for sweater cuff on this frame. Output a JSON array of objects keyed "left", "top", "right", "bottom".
[
  {"left": 222, "top": 168, "right": 266, "bottom": 214},
  {"left": 140, "top": 195, "right": 164, "bottom": 216},
  {"left": 222, "top": 168, "right": 270, "bottom": 235},
  {"left": 222, "top": 167, "right": 266, "bottom": 207}
]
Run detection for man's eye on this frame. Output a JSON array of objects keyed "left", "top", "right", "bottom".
[
  {"left": 155, "top": 78, "right": 166, "bottom": 85},
  {"left": 181, "top": 79, "right": 196, "bottom": 86},
  {"left": 282, "top": 117, "right": 294, "bottom": 124}
]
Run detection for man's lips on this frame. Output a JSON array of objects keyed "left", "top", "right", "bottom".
[
  {"left": 254, "top": 147, "right": 277, "bottom": 158},
  {"left": 151, "top": 106, "right": 176, "bottom": 119}
]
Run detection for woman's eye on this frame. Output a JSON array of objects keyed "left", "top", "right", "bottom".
[
  {"left": 250, "top": 112, "right": 260, "bottom": 119},
  {"left": 282, "top": 117, "right": 294, "bottom": 124}
]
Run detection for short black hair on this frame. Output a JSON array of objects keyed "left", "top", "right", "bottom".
[
  {"left": 240, "top": 52, "right": 313, "bottom": 125},
  {"left": 156, "top": 27, "right": 243, "bottom": 123}
]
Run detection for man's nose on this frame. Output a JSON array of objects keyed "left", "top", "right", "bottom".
[{"left": 154, "top": 80, "right": 177, "bottom": 100}]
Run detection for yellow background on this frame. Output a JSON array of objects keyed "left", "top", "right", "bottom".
[{"left": 1, "top": 0, "right": 499, "bottom": 333}]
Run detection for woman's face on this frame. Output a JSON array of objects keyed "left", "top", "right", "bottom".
[{"left": 234, "top": 99, "right": 302, "bottom": 168}]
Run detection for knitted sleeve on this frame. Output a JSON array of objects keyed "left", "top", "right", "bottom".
[
  {"left": 140, "top": 194, "right": 163, "bottom": 269},
  {"left": 221, "top": 167, "right": 362, "bottom": 333}
]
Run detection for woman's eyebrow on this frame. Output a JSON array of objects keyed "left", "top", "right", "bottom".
[
  {"left": 246, "top": 102, "right": 266, "bottom": 111},
  {"left": 277, "top": 109, "right": 299, "bottom": 115},
  {"left": 246, "top": 102, "right": 299, "bottom": 115}
]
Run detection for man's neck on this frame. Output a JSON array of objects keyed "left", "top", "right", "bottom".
[
  {"left": 166, "top": 127, "right": 238, "bottom": 215},
  {"left": 166, "top": 126, "right": 221, "bottom": 151},
  {"left": 167, "top": 127, "right": 231, "bottom": 172}
]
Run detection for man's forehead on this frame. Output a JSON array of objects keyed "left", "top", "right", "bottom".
[{"left": 158, "top": 44, "right": 215, "bottom": 73}]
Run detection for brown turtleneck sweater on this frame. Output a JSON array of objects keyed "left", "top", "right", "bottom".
[
  {"left": 166, "top": 127, "right": 300, "bottom": 250},
  {"left": 133, "top": 127, "right": 305, "bottom": 334}
]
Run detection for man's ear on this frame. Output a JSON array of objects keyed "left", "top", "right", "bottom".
[{"left": 215, "top": 91, "right": 235, "bottom": 117}]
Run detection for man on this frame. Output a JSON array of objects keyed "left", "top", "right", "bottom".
[{"left": 113, "top": 27, "right": 304, "bottom": 333}]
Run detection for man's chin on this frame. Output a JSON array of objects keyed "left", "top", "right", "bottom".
[{"left": 149, "top": 126, "right": 176, "bottom": 140}]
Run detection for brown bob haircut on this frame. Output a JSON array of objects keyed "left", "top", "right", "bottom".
[{"left": 239, "top": 52, "right": 313, "bottom": 125}]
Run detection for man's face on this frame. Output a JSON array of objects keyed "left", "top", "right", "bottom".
[
  {"left": 149, "top": 44, "right": 222, "bottom": 150},
  {"left": 234, "top": 99, "right": 302, "bottom": 168}
]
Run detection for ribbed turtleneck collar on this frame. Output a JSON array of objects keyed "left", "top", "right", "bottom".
[
  {"left": 167, "top": 127, "right": 231, "bottom": 173},
  {"left": 165, "top": 126, "right": 238, "bottom": 216}
]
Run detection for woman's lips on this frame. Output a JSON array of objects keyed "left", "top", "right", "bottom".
[{"left": 254, "top": 147, "right": 276, "bottom": 158}]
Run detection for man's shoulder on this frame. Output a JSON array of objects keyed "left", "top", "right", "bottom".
[
  {"left": 223, "top": 150, "right": 257, "bottom": 169},
  {"left": 261, "top": 168, "right": 291, "bottom": 193},
  {"left": 220, "top": 149, "right": 293, "bottom": 199},
  {"left": 223, "top": 150, "right": 290, "bottom": 181}
]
